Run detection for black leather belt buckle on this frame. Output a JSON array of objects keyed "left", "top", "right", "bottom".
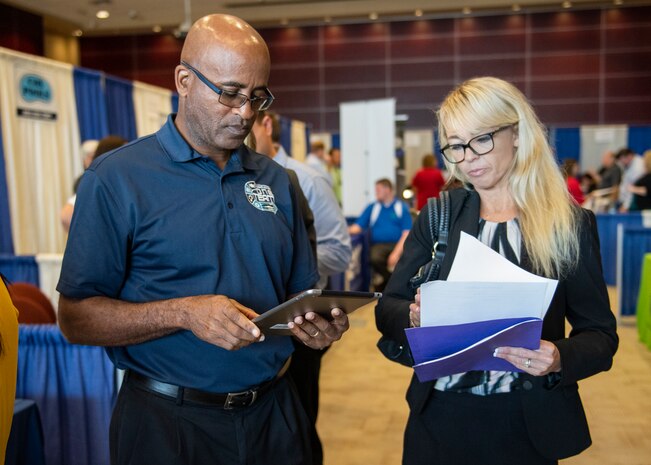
[{"left": 224, "top": 389, "right": 258, "bottom": 409}]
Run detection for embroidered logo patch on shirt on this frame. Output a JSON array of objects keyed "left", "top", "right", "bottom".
[{"left": 244, "top": 181, "right": 278, "bottom": 214}]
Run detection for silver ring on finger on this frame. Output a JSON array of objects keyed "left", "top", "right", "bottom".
[
  {"left": 311, "top": 330, "right": 320, "bottom": 338},
  {"left": 525, "top": 358, "right": 531, "bottom": 368}
]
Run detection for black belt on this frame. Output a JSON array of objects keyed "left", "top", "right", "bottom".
[{"left": 125, "top": 357, "right": 291, "bottom": 410}]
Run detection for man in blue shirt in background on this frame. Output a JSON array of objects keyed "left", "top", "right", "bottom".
[
  {"left": 57, "top": 14, "right": 349, "bottom": 465},
  {"left": 349, "top": 178, "right": 413, "bottom": 292}
]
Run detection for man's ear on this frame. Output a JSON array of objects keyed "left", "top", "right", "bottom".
[
  {"left": 175, "top": 65, "right": 190, "bottom": 97},
  {"left": 263, "top": 115, "right": 274, "bottom": 136}
]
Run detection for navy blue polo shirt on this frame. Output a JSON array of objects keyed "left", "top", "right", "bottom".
[{"left": 57, "top": 115, "right": 319, "bottom": 392}]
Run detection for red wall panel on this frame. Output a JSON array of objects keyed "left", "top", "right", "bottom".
[
  {"left": 0, "top": 3, "right": 43, "bottom": 56},
  {"left": 269, "top": 66, "right": 320, "bottom": 88},
  {"left": 323, "top": 41, "right": 386, "bottom": 61},
  {"left": 530, "top": 54, "right": 600, "bottom": 76},
  {"left": 390, "top": 36, "right": 455, "bottom": 59},
  {"left": 459, "top": 33, "right": 526, "bottom": 55},
  {"left": 389, "top": 61, "right": 456, "bottom": 83},
  {"left": 530, "top": 78, "right": 600, "bottom": 100}
]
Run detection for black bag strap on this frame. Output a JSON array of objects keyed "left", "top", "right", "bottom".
[
  {"left": 409, "top": 192, "right": 451, "bottom": 288},
  {"left": 435, "top": 190, "right": 450, "bottom": 263},
  {"left": 424, "top": 191, "right": 450, "bottom": 282}
]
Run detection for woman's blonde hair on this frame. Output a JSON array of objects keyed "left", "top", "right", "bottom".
[
  {"left": 437, "top": 77, "right": 580, "bottom": 278},
  {"left": 643, "top": 149, "right": 651, "bottom": 173}
]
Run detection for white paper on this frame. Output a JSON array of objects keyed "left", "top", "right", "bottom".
[{"left": 420, "top": 232, "right": 558, "bottom": 327}]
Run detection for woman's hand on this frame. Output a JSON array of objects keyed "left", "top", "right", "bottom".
[
  {"left": 494, "top": 340, "right": 561, "bottom": 376},
  {"left": 408, "top": 287, "right": 422, "bottom": 327}
]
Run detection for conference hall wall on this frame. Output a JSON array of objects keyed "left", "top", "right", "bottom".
[{"left": 78, "top": 5, "right": 651, "bottom": 133}]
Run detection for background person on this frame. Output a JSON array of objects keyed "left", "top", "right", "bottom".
[
  {"left": 628, "top": 149, "right": 651, "bottom": 211},
  {"left": 411, "top": 154, "right": 446, "bottom": 210},
  {"left": 60, "top": 135, "right": 127, "bottom": 232},
  {"left": 616, "top": 147, "right": 645, "bottom": 211},
  {"left": 376, "top": 77, "right": 618, "bottom": 465},
  {"left": 327, "top": 147, "right": 342, "bottom": 205},
  {"left": 562, "top": 158, "right": 585, "bottom": 205},
  {"left": 306, "top": 141, "right": 332, "bottom": 185},
  {"left": 57, "top": 14, "right": 349, "bottom": 465},
  {"left": 349, "top": 178, "right": 412, "bottom": 292}
]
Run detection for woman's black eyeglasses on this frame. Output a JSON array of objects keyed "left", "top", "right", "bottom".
[
  {"left": 181, "top": 60, "right": 274, "bottom": 111},
  {"left": 440, "top": 125, "right": 513, "bottom": 164}
]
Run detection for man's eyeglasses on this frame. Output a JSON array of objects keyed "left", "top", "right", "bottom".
[
  {"left": 180, "top": 60, "right": 274, "bottom": 111},
  {"left": 440, "top": 125, "right": 513, "bottom": 164}
]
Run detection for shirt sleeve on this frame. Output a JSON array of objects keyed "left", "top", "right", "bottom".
[
  {"left": 400, "top": 201, "right": 413, "bottom": 231},
  {"left": 57, "top": 170, "right": 131, "bottom": 299},
  {"left": 285, "top": 176, "right": 320, "bottom": 295},
  {"left": 355, "top": 203, "right": 373, "bottom": 229},
  {"left": 307, "top": 176, "right": 352, "bottom": 277}
]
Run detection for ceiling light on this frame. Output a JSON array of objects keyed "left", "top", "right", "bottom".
[
  {"left": 512, "top": 4, "right": 521, "bottom": 11},
  {"left": 280, "top": 18, "right": 289, "bottom": 25},
  {"left": 369, "top": 12, "right": 378, "bottom": 20},
  {"left": 562, "top": 1, "right": 572, "bottom": 8},
  {"left": 96, "top": 10, "right": 110, "bottom": 19},
  {"left": 415, "top": 9, "right": 423, "bottom": 17},
  {"left": 152, "top": 25, "right": 162, "bottom": 33},
  {"left": 462, "top": 7, "right": 472, "bottom": 14},
  {"left": 614, "top": 0, "right": 623, "bottom": 4},
  {"left": 73, "top": 29, "right": 83, "bottom": 37}
]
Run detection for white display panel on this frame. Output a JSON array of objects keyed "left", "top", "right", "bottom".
[{"left": 340, "top": 98, "right": 396, "bottom": 218}]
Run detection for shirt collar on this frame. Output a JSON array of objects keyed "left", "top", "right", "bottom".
[
  {"left": 156, "top": 114, "right": 260, "bottom": 172},
  {"left": 382, "top": 197, "right": 396, "bottom": 208},
  {"left": 273, "top": 145, "right": 290, "bottom": 168}
]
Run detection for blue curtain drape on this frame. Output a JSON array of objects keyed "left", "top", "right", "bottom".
[
  {"left": 171, "top": 93, "right": 179, "bottom": 114},
  {"left": 551, "top": 127, "right": 580, "bottom": 162},
  {"left": 17, "top": 325, "right": 116, "bottom": 465},
  {"left": 628, "top": 126, "right": 651, "bottom": 155},
  {"left": 0, "top": 255, "right": 38, "bottom": 285},
  {"left": 594, "top": 213, "right": 643, "bottom": 286},
  {"left": 620, "top": 227, "right": 651, "bottom": 316},
  {"left": 73, "top": 68, "right": 109, "bottom": 142},
  {"left": 305, "top": 125, "right": 311, "bottom": 155},
  {"left": 0, "top": 118, "right": 14, "bottom": 254},
  {"left": 105, "top": 76, "right": 137, "bottom": 141},
  {"left": 331, "top": 133, "right": 340, "bottom": 150},
  {"left": 279, "top": 116, "right": 292, "bottom": 154}
]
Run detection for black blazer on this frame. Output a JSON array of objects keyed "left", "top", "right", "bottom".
[{"left": 375, "top": 188, "right": 618, "bottom": 460}]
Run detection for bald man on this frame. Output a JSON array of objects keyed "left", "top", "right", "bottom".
[{"left": 57, "top": 14, "right": 348, "bottom": 465}]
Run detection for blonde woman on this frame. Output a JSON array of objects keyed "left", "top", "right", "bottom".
[
  {"left": 0, "top": 274, "right": 18, "bottom": 463},
  {"left": 376, "top": 77, "right": 618, "bottom": 465}
]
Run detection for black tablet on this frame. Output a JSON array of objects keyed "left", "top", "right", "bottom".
[{"left": 253, "top": 289, "right": 382, "bottom": 335}]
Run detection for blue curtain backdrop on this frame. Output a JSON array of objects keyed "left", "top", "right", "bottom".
[
  {"left": 0, "top": 255, "right": 38, "bottom": 285},
  {"left": 17, "top": 325, "right": 116, "bottom": 465},
  {"left": 551, "top": 127, "right": 581, "bottom": 162},
  {"left": 331, "top": 133, "right": 340, "bottom": 150},
  {"left": 628, "top": 126, "right": 651, "bottom": 155},
  {"left": 279, "top": 115, "right": 292, "bottom": 154},
  {"left": 0, "top": 118, "right": 14, "bottom": 254},
  {"left": 105, "top": 76, "right": 137, "bottom": 141},
  {"left": 73, "top": 68, "right": 109, "bottom": 142},
  {"left": 620, "top": 227, "right": 651, "bottom": 316}
]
